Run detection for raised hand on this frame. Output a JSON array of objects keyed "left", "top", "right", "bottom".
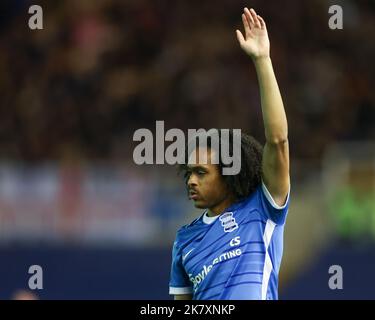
[{"left": 236, "top": 8, "right": 270, "bottom": 60}]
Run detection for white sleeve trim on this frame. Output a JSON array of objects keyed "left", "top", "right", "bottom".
[
  {"left": 169, "top": 286, "right": 193, "bottom": 295},
  {"left": 261, "top": 181, "right": 290, "bottom": 210}
]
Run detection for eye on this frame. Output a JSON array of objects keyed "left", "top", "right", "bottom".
[{"left": 197, "top": 170, "right": 206, "bottom": 175}]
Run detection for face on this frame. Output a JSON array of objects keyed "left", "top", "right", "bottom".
[{"left": 186, "top": 148, "right": 235, "bottom": 215}]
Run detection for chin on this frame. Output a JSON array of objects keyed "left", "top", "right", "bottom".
[{"left": 193, "top": 201, "right": 207, "bottom": 209}]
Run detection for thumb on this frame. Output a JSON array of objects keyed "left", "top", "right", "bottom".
[{"left": 236, "top": 30, "right": 245, "bottom": 45}]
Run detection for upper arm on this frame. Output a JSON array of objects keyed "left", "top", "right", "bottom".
[
  {"left": 169, "top": 240, "right": 193, "bottom": 297},
  {"left": 174, "top": 294, "right": 193, "bottom": 300},
  {"left": 261, "top": 139, "right": 290, "bottom": 207}
]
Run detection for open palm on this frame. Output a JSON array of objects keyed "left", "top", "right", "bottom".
[{"left": 236, "top": 8, "right": 270, "bottom": 59}]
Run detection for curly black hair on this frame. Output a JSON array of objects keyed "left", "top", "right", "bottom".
[{"left": 178, "top": 129, "right": 263, "bottom": 200}]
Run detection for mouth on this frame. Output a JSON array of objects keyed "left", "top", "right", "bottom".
[{"left": 189, "top": 190, "right": 200, "bottom": 201}]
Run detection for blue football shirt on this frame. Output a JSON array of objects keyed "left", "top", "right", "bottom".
[{"left": 169, "top": 182, "right": 290, "bottom": 300}]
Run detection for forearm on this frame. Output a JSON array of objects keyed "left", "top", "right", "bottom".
[
  {"left": 253, "top": 57, "right": 288, "bottom": 143},
  {"left": 174, "top": 294, "right": 192, "bottom": 300}
]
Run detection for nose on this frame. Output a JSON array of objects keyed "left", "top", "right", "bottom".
[{"left": 187, "top": 174, "right": 198, "bottom": 189}]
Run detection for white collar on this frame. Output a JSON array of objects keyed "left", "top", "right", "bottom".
[{"left": 202, "top": 211, "right": 220, "bottom": 225}]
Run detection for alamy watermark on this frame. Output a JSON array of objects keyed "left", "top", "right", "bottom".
[
  {"left": 27, "top": 4, "right": 342, "bottom": 31},
  {"left": 328, "top": 265, "right": 343, "bottom": 290},
  {"left": 133, "top": 121, "right": 242, "bottom": 175},
  {"left": 328, "top": 5, "right": 343, "bottom": 30},
  {"left": 28, "top": 265, "right": 43, "bottom": 290},
  {"left": 28, "top": 5, "right": 43, "bottom": 30}
]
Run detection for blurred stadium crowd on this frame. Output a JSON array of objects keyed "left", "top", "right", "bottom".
[{"left": 0, "top": 0, "right": 374, "bottom": 165}]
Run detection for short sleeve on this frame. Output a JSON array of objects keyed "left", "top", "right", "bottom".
[
  {"left": 169, "top": 240, "right": 193, "bottom": 295},
  {"left": 259, "top": 181, "right": 290, "bottom": 225}
]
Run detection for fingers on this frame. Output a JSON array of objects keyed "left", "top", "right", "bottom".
[
  {"left": 236, "top": 30, "right": 245, "bottom": 45},
  {"left": 244, "top": 7, "right": 263, "bottom": 29},
  {"left": 257, "top": 15, "right": 266, "bottom": 29},
  {"left": 238, "top": 7, "right": 266, "bottom": 43},
  {"left": 241, "top": 13, "right": 251, "bottom": 37},
  {"left": 243, "top": 8, "right": 254, "bottom": 26}
]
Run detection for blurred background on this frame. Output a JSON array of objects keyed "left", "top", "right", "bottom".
[{"left": 0, "top": 0, "right": 374, "bottom": 299}]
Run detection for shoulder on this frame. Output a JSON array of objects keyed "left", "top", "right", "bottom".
[
  {"left": 174, "top": 212, "right": 205, "bottom": 245},
  {"left": 242, "top": 182, "right": 290, "bottom": 209},
  {"left": 258, "top": 181, "right": 290, "bottom": 224},
  {"left": 235, "top": 182, "right": 290, "bottom": 225},
  {"left": 236, "top": 184, "right": 263, "bottom": 209}
]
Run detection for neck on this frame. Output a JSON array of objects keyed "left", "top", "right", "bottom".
[{"left": 207, "top": 194, "right": 236, "bottom": 217}]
